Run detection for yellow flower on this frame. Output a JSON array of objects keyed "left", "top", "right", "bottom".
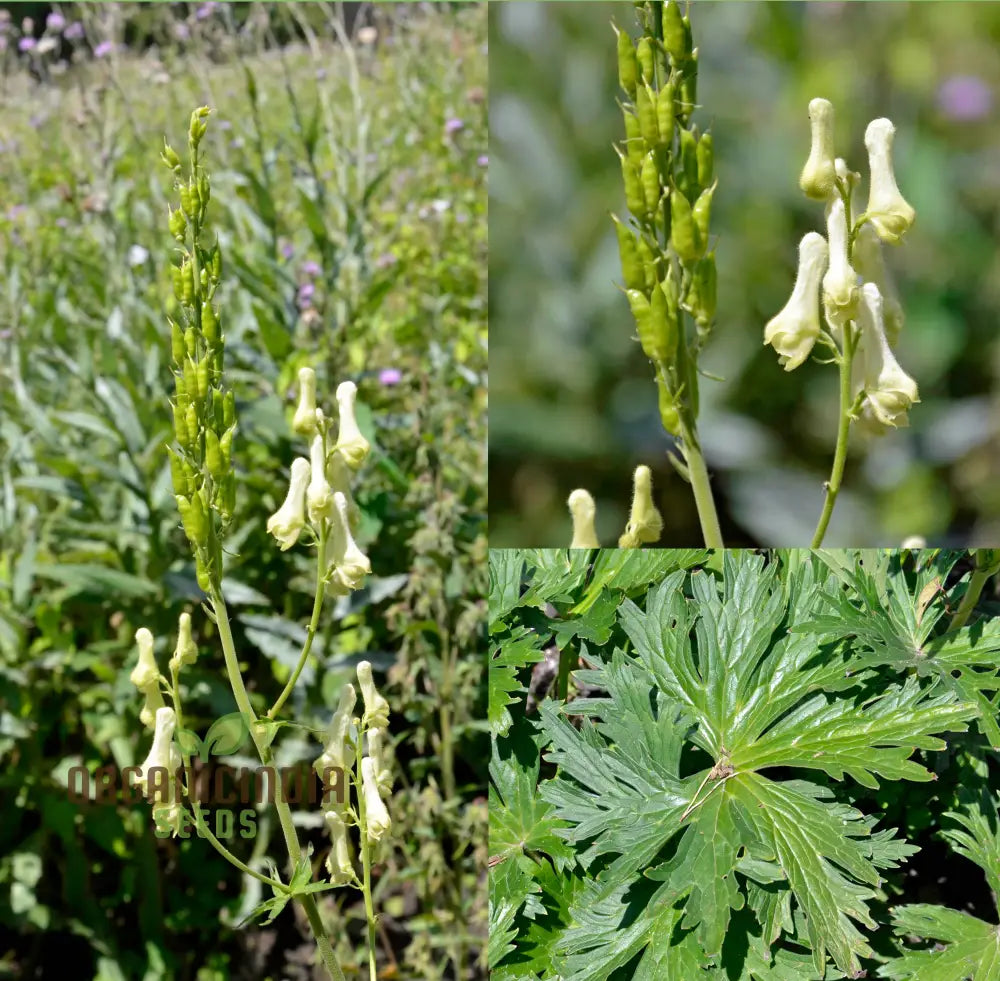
[
  {"left": 266, "top": 457, "right": 310, "bottom": 550},
  {"left": 567, "top": 489, "right": 600, "bottom": 548},
  {"left": 799, "top": 97, "right": 837, "bottom": 200},
  {"left": 864, "top": 118, "right": 915, "bottom": 245},
  {"left": 764, "top": 232, "right": 828, "bottom": 370}
]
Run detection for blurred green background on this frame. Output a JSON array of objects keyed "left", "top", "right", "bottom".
[
  {"left": 489, "top": 0, "right": 1000, "bottom": 548},
  {"left": 0, "top": 3, "right": 486, "bottom": 979}
]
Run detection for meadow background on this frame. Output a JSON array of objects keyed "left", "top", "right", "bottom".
[
  {"left": 490, "top": 0, "right": 1000, "bottom": 548},
  {"left": 0, "top": 3, "right": 487, "bottom": 978}
]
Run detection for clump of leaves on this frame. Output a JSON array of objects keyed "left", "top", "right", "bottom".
[{"left": 489, "top": 549, "right": 1000, "bottom": 980}]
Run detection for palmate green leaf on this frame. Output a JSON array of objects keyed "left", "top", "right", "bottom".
[
  {"left": 537, "top": 553, "right": 974, "bottom": 979},
  {"left": 803, "top": 550, "right": 1000, "bottom": 747},
  {"left": 880, "top": 783, "right": 1000, "bottom": 980},
  {"left": 490, "top": 625, "right": 547, "bottom": 738}
]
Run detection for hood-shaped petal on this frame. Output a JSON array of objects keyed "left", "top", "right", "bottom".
[
  {"left": 764, "top": 231, "right": 829, "bottom": 371},
  {"left": 267, "top": 457, "right": 310, "bottom": 550},
  {"left": 864, "top": 118, "right": 915, "bottom": 244}
]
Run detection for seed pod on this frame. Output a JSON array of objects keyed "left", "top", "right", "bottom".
[
  {"left": 184, "top": 327, "right": 197, "bottom": 359},
  {"left": 613, "top": 216, "right": 644, "bottom": 292},
  {"left": 174, "top": 372, "right": 188, "bottom": 406},
  {"left": 619, "top": 150, "right": 646, "bottom": 219},
  {"left": 636, "top": 82, "right": 659, "bottom": 147},
  {"left": 211, "top": 246, "right": 222, "bottom": 281},
  {"left": 168, "top": 450, "right": 188, "bottom": 497},
  {"left": 198, "top": 174, "right": 210, "bottom": 207},
  {"left": 201, "top": 302, "right": 218, "bottom": 344},
  {"left": 662, "top": 1, "right": 689, "bottom": 62},
  {"left": 640, "top": 153, "right": 660, "bottom": 219},
  {"left": 692, "top": 182, "right": 716, "bottom": 248},
  {"left": 205, "top": 429, "right": 224, "bottom": 478},
  {"left": 657, "top": 377, "right": 682, "bottom": 435},
  {"left": 177, "top": 493, "right": 207, "bottom": 545},
  {"left": 218, "top": 472, "right": 236, "bottom": 520},
  {"left": 670, "top": 188, "right": 702, "bottom": 263},
  {"left": 697, "top": 132, "right": 714, "bottom": 188},
  {"left": 170, "top": 320, "right": 185, "bottom": 364},
  {"left": 220, "top": 427, "right": 234, "bottom": 464},
  {"left": 656, "top": 80, "right": 676, "bottom": 147},
  {"left": 626, "top": 289, "right": 657, "bottom": 361},
  {"left": 678, "top": 127, "right": 699, "bottom": 198},
  {"left": 636, "top": 37, "right": 655, "bottom": 84},
  {"left": 196, "top": 561, "right": 211, "bottom": 593},
  {"left": 648, "top": 280, "right": 678, "bottom": 363},
  {"left": 179, "top": 184, "right": 194, "bottom": 217},
  {"left": 181, "top": 260, "right": 194, "bottom": 305},
  {"left": 615, "top": 25, "right": 637, "bottom": 99}
]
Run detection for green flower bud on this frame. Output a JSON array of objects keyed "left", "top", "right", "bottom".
[
  {"left": 198, "top": 174, "right": 211, "bottom": 207},
  {"left": 799, "top": 98, "right": 837, "bottom": 201},
  {"left": 267, "top": 457, "right": 311, "bottom": 550},
  {"left": 184, "top": 403, "right": 199, "bottom": 447},
  {"left": 172, "top": 401, "right": 189, "bottom": 448},
  {"left": 656, "top": 81, "right": 676, "bottom": 147},
  {"left": 170, "top": 320, "right": 185, "bottom": 364},
  {"left": 662, "top": 1, "right": 689, "bottom": 62},
  {"left": 201, "top": 302, "right": 218, "bottom": 345},
  {"left": 636, "top": 235, "right": 658, "bottom": 292},
  {"left": 697, "top": 132, "right": 714, "bottom": 188},
  {"left": 670, "top": 187, "right": 702, "bottom": 263},
  {"left": 161, "top": 142, "right": 182, "bottom": 171},
  {"left": 626, "top": 288, "right": 654, "bottom": 354},
  {"left": 657, "top": 377, "right": 682, "bottom": 436},
  {"left": 179, "top": 184, "right": 195, "bottom": 217},
  {"left": 188, "top": 106, "right": 211, "bottom": 147},
  {"left": 691, "top": 182, "right": 715, "bottom": 249},
  {"left": 216, "top": 471, "right": 236, "bottom": 520},
  {"left": 196, "top": 361, "right": 209, "bottom": 401},
  {"left": 171, "top": 264, "right": 185, "bottom": 302},
  {"left": 222, "top": 391, "right": 236, "bottom": 430},
  {"left": 205, "top": 429, "right": 224, "bottom": 479},
  {"left": 184, "top": 327, "right": 197, "bottom": 359},
  {"left": 168, "top": 206, "right": 187, "bottom": 243},
  {"left": 636, "top": 82, "right": 659, "bottom": 147},
  {"left": 679, "top": 50, "right": 698, "bottom": 123},
  {"left": 636, "top": 36, "right": 655, "bottom": 84},
  {"left": 679, "top": 127, "right": 698, "bottom": 197},
  {"left": 567, "top": 489, "right": 600, "bottom": 549},
  {"left": 211, "top": 245, "right": 222, "bottom": 281},
  {"left": 613, "top": 216, "right": 644, "bottom": 292},
  {"left": 618, "top": 465, "right": 663, "bottom": 548},
  {"left": 615, "top": 24, "right": 638, "bottom": 99},
  {"left": 640, "top": 152, "right": 660, "bottom": 220},
  {"left": 623, "top": 110, "right": 642, "bottom": 152},
  {"left": 619, "top": 149, "right": 646, "bottom": 219},
  {"left": 647, "top": 278, "right": 679, "bottom": 364}
]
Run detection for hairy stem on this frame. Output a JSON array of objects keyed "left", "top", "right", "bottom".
[
  {"left": 209, "top": 585, "right": 345, "bottom": 981},
  {"left": 678, "top": 417, "right": 724, "bottom": 549},
  {"left": 355, "top": 734, "right": 379, "bottom": 981},
  {"left": 951, "top": 568, "right": 992, "bottom": 632},
  {"left": 811, "top": 327, "right": 856, "bottom": 548},
  {"left": 269, "top": 527, "right": 328, "bottom": 719}
]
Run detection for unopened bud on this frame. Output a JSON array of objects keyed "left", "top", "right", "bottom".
[
  {"left": 333, "top": 382, "right": 370, "bottom": 469},
  {"left": 292, "top": 367, "right": 319, "bottom": 436},
  {"left": 618, "top": 465, "right": 663, "bottom": 548},
  {"left": 567, "top": 489, "right": 600, "bottom": 549},
  {"left": 800, "top": 98, "right": 837, "bottom": 200}
]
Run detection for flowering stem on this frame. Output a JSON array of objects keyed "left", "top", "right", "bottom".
[
  {"left": 268, "top": 527, "right": 328, "bottom": 719},
  {"left": 355, "top": 733, "right": 379, "bottom": 981},
  {"left": 678, "top": 417, "right": 724, "bottom": 549},
  {"left": 209, "top": 584, "right": 346, "bottom": 981},
  {"left": 811, "top": 326, "right": 857, "bottom": 548}
]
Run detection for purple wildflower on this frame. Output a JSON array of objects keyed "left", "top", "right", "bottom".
[
  {"left": 375, "top": 253, "right": 397, "bottom": 270},
  {"left": 302, "top": 260, "right": 322, "bottom": 278},
  {"left": 196, "top": 2, "right": 220, "bottom": 20},
  {"left": 477, "top": 154, "right": 488, "bottom": 167},
  {"left": 63, "top": 21, "right": 84, "bottom": 40},
  {"left": 173, "top": 22, "right": 190, "bottom": 41},
  {"left": 93, "top": 40, "right": 113, "bottom": 58},
  {"left": 297, "top": 283, "right": 316, "bottom": 307},
  {"left": 937, "top": 75, "right": 992, "bottom": 121},
  {"left": 46, "top": 12, "right": 65, "bottom": 32},
  {"left": 18, "top": 37, "right": 36, "bottom": 52},
  {"left": 281, "top": 241, "right": 295, "bottom": 261},
  {"left": 379, "top": 368, "right": 402, "bottom": 386},
  {"left": 444, "top": 117, "right": 464, "bottom": 135}
]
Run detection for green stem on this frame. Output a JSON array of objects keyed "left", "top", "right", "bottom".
[
  {"left": 355, "top": 735, "right": 379, "bottom": 981},
  {"left": 209, "top": 585, "right": 346, "bottom": 981},
  {"left": 811, "top": 327, "right": 856, "bottom": 548},
  {"left": 951, "top": 568, "right": 992, "bottom": 632},
  {"left": 269, "top": 527, "right": 328, "bottom": 719},
  {"left": 678, "top": 417, "right": 723, "bottom": 548}
]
